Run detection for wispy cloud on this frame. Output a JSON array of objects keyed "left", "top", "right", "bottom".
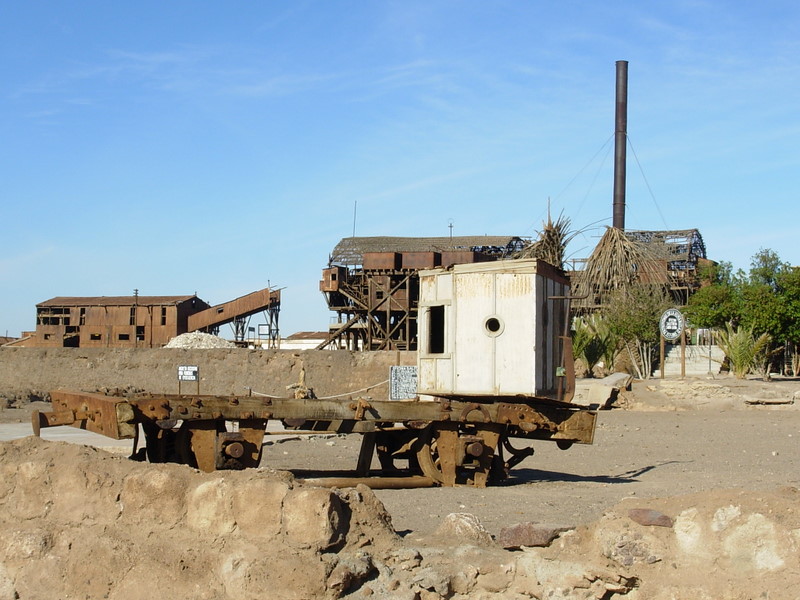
[
  {"left": 11, "top": 44, "right": 220, "bottom": 100},
  {"left": 225, "top": 72, "right": 342, "bottom": 98},
  {"left": 355, "top": 167, "right": 487, "bottom": 204},
  {"left": 0, "top": 246, "right": 57, "bottom": 280}
]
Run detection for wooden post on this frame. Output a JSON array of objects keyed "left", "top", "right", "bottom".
[
  {"left": 660, "top": 335, "right": 665, "bottom": 379},
  {"left": 680, "top": 329, "right": 686, "bottom": 379}
]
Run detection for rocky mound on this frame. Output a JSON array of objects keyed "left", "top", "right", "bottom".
[
  {"left": 165, "top": 332, "right": 236, "bottom": 349},
  {"left": 1, "top": 437, "right": 799, "bottom": 599}
]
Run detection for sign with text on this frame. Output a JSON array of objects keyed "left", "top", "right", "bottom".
[
  {"left": 390, "top": 366, "right": 418, "bottom": 400},
  {"left": 659, "top": 309, "right": 685, "bottom": 342},
  {"left": 177, "top": 365, "right": 199, "bottom": 382}
]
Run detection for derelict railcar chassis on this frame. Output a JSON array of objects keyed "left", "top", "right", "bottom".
[{"left": 33, "top": 390, "right": 596, "bottom": 488}]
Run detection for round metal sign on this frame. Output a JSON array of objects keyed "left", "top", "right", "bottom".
[{"left": 659, "top": 308, "right": 684, "bottom": 341}]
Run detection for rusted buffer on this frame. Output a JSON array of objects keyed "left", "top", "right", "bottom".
[{"left": 33, "top": 259, "right": 596, "bottom": 488}]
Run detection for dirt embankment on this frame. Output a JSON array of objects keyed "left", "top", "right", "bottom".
[
  {"left": 0, "top": 347, "right": 414, "bottom": 404},
  {"left": 3, "top": 436, "right": 800, "bottom": 599}
]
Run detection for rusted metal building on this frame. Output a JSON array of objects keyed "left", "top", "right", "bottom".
[
  {"left": 30, "top": 287, "right": 281, "bottom": 348},
  {"left": 34, "top": 295, "right": 211, "bottom": 348},
  {"left": 319, "top": 236, "right": 527, "bottom": 351}
]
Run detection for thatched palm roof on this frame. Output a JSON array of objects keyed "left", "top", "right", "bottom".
[{"left": 571, "top": 227, "right": 708, "bottom": 309}]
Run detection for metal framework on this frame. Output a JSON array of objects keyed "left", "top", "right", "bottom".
[
  {"left": 34, "top": 387, "right": 595, "bottom": 488},
  {"left": 319, "top": 236, "right": 527, "bottom": 351}
]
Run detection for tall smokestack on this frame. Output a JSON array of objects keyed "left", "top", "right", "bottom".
[{"left": 613, "top": 60, "right": 628, "bottom": 230}]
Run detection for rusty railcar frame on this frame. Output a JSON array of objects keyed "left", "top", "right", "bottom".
[{"left": 34, "top": 388, "right": 596, "bottom": 488}]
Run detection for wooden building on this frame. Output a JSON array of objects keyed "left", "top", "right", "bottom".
[{"left": 33, "top": 295, "right": 211, "bottom": 348}]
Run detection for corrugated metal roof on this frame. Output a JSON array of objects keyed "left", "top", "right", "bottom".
[
  {"left": 38, "top": 295, "right": 199, "bottom": 307},
  {"left": 285, "top": 331, "right": 329, "bottom": 340},
  {"left": 330, "top": 236, "right": 526, "bottom": 265}
]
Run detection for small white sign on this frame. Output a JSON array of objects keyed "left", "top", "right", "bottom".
[
  {"left": 390, "top": 366, "right": 418, "bottom": 400},
  {"left": 178, "top": 365, "right": 199, "bottom": 382},
  {"left": 659, "top": 309, "right": 684, "bottom": 342}
]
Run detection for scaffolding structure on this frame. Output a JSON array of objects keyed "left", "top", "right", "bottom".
[{"left": 319, "top": 236, "right": 526, "bottom": 350}]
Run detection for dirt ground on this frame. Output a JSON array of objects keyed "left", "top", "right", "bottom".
[
  {"left": 261, "top": 375, "right": 800, "bottom": 538},
  {"left": 2, "top": 371, "right": 800, "bottom": 599}
]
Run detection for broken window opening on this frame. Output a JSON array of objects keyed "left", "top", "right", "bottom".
[{"left": 428, "top": 305, "right": 445, "bottom": 354}]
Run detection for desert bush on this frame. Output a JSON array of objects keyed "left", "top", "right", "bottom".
[{"left": 716, "top": 324, "right": 774, "bottom": 379}]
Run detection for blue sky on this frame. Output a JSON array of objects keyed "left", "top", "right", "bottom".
[{"left": 2, "top": 1, "right": 798, "bottom": 338}]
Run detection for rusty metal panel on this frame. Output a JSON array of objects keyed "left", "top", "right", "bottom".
[
  {"left": 79, "top": 329, "right": 109, "bottom": 347},
  {"left": 440, "top": 251, "right": 495, "bottom": 268},
  {"left": 402, "top": 252, "right": 441, "bottom": 270},
  {"left": 187, "top": 288, "right": 280, "bottom": 331},
  {"left": 319, "top": 267, "right": 345, "bottom": 292},
  {"left": 363, "top": 252, "right": 401, "bottom": 270},
  {"left": 48, "top": 390, "right": 136, "bottom": 439}
]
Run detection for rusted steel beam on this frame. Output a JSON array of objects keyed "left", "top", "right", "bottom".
[
  {"left": 187, "top": 288, "right": 280, "bottom": 332},
  {"left": 46, "top": 390, "right": 137, "bottom": 439},
  {"left": 35, "top": 392, "right": 597, "bottom": 445}
]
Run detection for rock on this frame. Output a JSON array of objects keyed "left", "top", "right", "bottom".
[
  {"left": 186, "top": 479, "right": 236, "bottom": 535},
  {"left": 388, "top": 547, "right": 422, "bottom": 570},
  {"left": 411, "top": 566, "right": 451, "bottom": 596},
  {"left": 232, "top": 478, "right": 288, "bottom": 538},
  {"left": 573, "top": 372, "right": 633, "bottom": 409},
  {"left": 498, "top": 522, "right": 570, "bottom": 548},
  {"left": 0, "top": 563, "right": 17, "bottom": 600},
  {"left": 0, "top": 528, "right": 53, "bottom": 561},
  {"left": 326, "top": 552, "right": 374, "bottom": 594},
  {"left": 164, "top": 331, "right": 235, "bottom": 349},
  {"left": 282, "top": 487, "right": 346, "bottom": 550},
  {"left": 449, "top": 563, "right": 479, "bottom": 594},
  {"left": 628, "top": 508, "right": 674, "bottom": 528},
  {"left": 121, "top": 467, "right": 187, "bottom": 526},
  {"left": 434, "top": 513, "right": 494, "bottom": 546},
  {"left": 476, "top": 562, "right": 515, "bottom": 593}
]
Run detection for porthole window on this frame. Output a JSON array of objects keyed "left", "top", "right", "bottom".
[{"left": 484, "top": 315, "right": 504, "bottom": 337}]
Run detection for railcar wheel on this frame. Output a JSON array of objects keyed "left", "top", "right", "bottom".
[
  {"left": 490, "top": 436, "right": 535, "bottom": 483},
  {"left": 415, "top": 426, "right": 446, "bottom": 484},
  {"left": 414, "top": 423, "right": 503, "bottom": 487}
]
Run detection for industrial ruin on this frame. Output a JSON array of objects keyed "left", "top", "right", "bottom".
[
  {"left": 20, "top": 288, "right": 280, "bottom": 349},
  {"left": 34, "top": 257, "right": 595, "bottom": 488},
  {"left": 318, "top": 235, "right": 527, "bottom": 351}
]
